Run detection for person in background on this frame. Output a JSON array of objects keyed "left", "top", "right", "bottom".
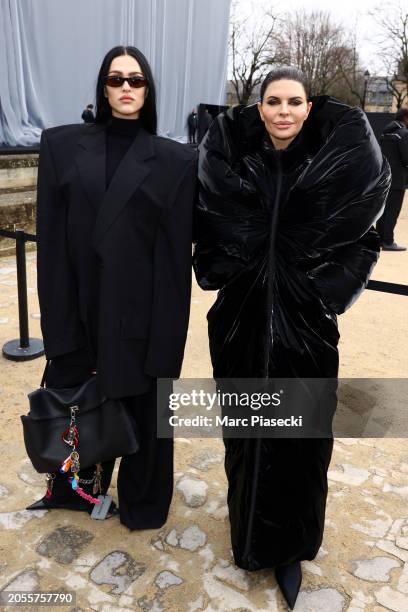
[
  {"left": 202, "top": 108, "right": 213, "bottom": 133},
  {"left": 81, "top": 103, "right": 95, "bottom": 123},
  {"left": 187, "top": 108, "right": 197, "bottom": 144},
  {"left": 197, "top": 108, "right": 214, "bottom": 144},
  {"left": 376, "top": 107, "right": 408, "bottom": 251}
]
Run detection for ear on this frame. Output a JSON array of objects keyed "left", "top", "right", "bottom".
[
  {"left": 104, "top": 87, "right": 108, "bottom": 98},
  {"left": 306, "top": 101, "right": 312, "bottom": 118},
  {"left": 257, "top": 101, "right": 264, "bottom": 122}
]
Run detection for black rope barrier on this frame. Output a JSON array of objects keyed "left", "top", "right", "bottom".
[
  {"left": 367, "top": 279, "right": 408, "bottom": 297},
  {"left": 0, "top": 228, "right": 407, "bottom": 362},
  {"left": 0, "top": 229, "right": 37, "bottom": 241}
]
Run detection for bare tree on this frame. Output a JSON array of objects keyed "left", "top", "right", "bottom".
[
  {"left": 370, "top": 2, "right": 408, "bottom": 108},
  {"left": 336, "top": 39, "right": 368, "bottom": 107},
  {"left": 228, "top": 4, "right": 371, "bottom": 108},
  {"left": 229, "top": 1, "right": 279, "bottom": 105},
  {"left": 276, "top": 10, "right": 355, "bottom": 97}
]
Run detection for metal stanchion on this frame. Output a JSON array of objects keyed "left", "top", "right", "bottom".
[{"left": 2, "top": 229, "right": 44, "bottom": 361}]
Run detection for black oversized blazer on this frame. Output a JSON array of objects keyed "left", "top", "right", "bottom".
[{"left": 36, "top": 122, "right": 197, "bottom": 398}]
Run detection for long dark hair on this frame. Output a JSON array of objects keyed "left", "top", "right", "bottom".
[
  {"left": 260, "top": 66, "right": 309, "bottom": 102},
  {"left": 95, "top": 45, "right": 157, "bottom": 134}
]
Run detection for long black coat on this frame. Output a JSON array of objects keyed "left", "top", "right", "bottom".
[
  {"left": 193, "top": 97, "right": 390, "bottom": 570},
  {"left": 36, "top": 123, "right": 197, "bottom": 398},
  {"left": 380, "top": 120, "right": 408, "bottom": 189}
]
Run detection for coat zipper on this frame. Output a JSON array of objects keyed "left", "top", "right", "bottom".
[{"left": 242, "top": 152, "right": 283, "bottom": 565}]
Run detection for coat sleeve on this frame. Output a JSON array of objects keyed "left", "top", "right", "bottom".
[
  {"left": 36, "top": 130, "right": 86, "bottom": 358},
  {"left": 193, "top": 112, "right": 266, "bottom": 291},
  {"left": 306, "top": 227, "right": 380, "bottom": 315},
  {"left": 144, "top": 158, "right": 197, "bottom": 377},
  {"left": 302, "top": 137, "right": 391, "bottom": 315}
]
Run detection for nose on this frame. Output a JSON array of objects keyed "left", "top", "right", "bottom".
[
  {"left": 121, "top": 79, "right": 131, "bottom": 91},
  {"left": 279, "top": 103, "right": 290, "bottom": 116}
]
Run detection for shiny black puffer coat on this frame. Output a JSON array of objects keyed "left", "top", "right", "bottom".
[{"left": 193, "top": 96, "right": 390, "bottom": 570}]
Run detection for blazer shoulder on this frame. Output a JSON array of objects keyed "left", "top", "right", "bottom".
[
  {"left": 154, "top": 135, "right": 198, "bottom": 164},
  {"left": 41, "top": 123, "right": 92, "bottom": 144}
]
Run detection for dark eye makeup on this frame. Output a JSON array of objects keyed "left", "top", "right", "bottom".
[{"left": 266, "top": 97, "right": 304, "bottom": 105}]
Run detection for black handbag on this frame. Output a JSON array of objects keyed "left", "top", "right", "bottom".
[{"left": 21, "top": 368, "right": 139, "bottom": 474}]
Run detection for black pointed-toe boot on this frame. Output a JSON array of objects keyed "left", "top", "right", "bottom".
[{"left": 275, "top": 560, "right": 302, "bottom": 610}]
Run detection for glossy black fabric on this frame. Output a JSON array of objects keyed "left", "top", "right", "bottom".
[
  {"left": 193, "top": 97, "right": 391, "bottom": 570},
  {"left": 36, "top": 123, "right": 197, "bottom": 398}
]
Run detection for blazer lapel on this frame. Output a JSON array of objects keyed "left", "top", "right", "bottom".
[
  {"left": 92, "top": 127, "right": 154, "bottom": 249},
  {"left": 75, "top": 124, "right": 106, "bottom": 212}
]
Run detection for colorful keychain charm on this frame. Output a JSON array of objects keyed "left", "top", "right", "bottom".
[{"left": 59, "top": 405, "right": 101, "bottom": 505}]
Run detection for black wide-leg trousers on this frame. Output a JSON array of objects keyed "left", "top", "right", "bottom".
[
  {"left": 376, "top": 189, "right": 405, "bottom": 243},
  {"left": 44, "top": 361, "right": 174, "bottom": 530}
]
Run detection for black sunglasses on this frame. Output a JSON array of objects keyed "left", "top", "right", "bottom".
[{"left": 104, "top": 75, "right": 147, "bottom": 88}]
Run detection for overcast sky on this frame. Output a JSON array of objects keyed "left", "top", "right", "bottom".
[{"left": 232, "top": 0, "right": 398, "bottom": 74}]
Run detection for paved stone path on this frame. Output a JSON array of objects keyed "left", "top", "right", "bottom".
[{"left": 0, "top": 236, "right": 407, "bottom": 610}]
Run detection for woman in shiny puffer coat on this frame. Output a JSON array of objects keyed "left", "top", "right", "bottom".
[{"left": 193, "top": 67, "right": 390, "bottom": 609}]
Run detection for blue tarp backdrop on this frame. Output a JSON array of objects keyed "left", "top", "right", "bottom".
[{"left": 0, "top": 0, "right": 231, "bottom": 145}]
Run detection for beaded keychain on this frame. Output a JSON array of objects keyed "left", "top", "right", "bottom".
[{"left": 59, "top": 405, "right": 101, "bottom": 505}]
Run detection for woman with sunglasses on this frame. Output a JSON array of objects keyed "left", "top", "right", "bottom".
[
  {"left": 193, "top": 66, "right": 390, "bottom": 608},
  {"left": 28, "top": 46, "right": 197, "bottom": 529}
]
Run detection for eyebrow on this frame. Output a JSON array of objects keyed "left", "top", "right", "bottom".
[{"left": 266, "top": 96, "right": 304, "bottom": 101}]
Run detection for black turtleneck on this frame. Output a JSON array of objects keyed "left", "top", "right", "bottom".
[{"left": 106, "top": 116, "right": 141, "bottom": 188}]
